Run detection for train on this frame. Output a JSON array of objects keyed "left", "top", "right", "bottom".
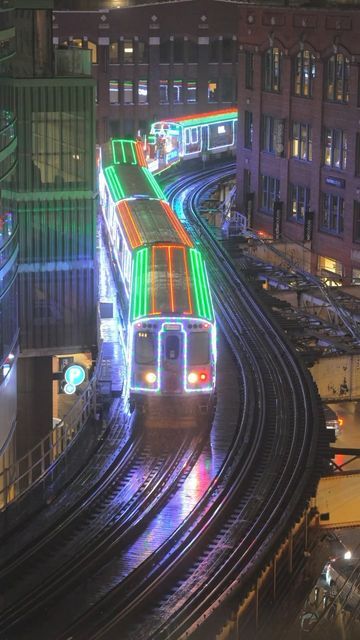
[
  {"left": 147, "top": 108, "right": 237, "bottom": 172},
  {"left": 98, "top": 137, "right": 217, "bottom": 426}
]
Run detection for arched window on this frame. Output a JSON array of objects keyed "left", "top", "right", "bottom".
[
  {"left": 263, "top": 47, "right": 282, "bottom": 92},
  {"left": 326, "top": 53, "right": 350, "bottom": 103},
  {"left": 294, "top": 49, "right": 315, "bottom": 97}
]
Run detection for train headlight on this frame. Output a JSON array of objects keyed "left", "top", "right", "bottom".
[
  {"left": 188, "top": 372, "right": 198, "bottom": 384},
  {"left": 145, "top": 371, "right": 157, "bottom": 384}
]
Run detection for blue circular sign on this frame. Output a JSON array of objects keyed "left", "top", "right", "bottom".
[
  {"left": 64, "top": 364, "right": 86, "bottom": 387},
  {"left": 64, "top": 382, "right": 76, "bottom": 395}
]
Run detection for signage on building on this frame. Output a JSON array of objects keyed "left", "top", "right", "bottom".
[
  {"left": 325, "top": 177, "right": 345, "bottom": 189},
  {"left": 63, "top": 363, "right": 86, "bottom": 395},
  {"left": 273, "top": 200, "right": 283, "bottom": 240},
  {"left": 304, "top": 208, "right": 314, "bottom": 242}
]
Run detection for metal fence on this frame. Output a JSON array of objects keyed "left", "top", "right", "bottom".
[{"left": 0, "top": 373, "right": 97, "bottom": 511}]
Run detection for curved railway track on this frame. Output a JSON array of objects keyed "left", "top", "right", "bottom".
[{"left": 0, "top": 163, "right": 330, "bottom": 640}]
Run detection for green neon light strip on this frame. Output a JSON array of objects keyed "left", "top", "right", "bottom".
[
  {"left": 120, "top": 140, "right": 126, "bottom": 164},
  {"left": 202, "top": 259, "right": 214, "bottom": 321},
  {"left": 141, "top": 167, "right": 166, "bottom": 200},
  {"left": 189, "top": 248, "right": 213, "bottom": 321},
  {"left": 189, "top": 249, "right": 202, "bottom": 319},
  {"left": 104, "top": 165, "right": 125, "bottom": 202},
  {"left": 111, "top": 139, "right": 120, "bottom": 164},
  {"left": 131, "top": 247, "right": 148, "bottom": 320},
  {"left": 111, "top": 138, "right": 137, "bottom": 165}
]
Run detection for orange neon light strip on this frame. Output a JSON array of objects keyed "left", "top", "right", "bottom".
[
  {"left": 150, "top": 244, "right": 193, "bottom": 315},
  {"left": 117, "top": 201, "right": 143, "bottom": 248},
  {"left": 160, "top": 201, "right": 193, "bottom": 247},
  {"left": 168, "top": 247, "right": 175, "bottom": 312},
  {"left": 182, "top": 246, "right": 193, "bottom": 315},
  {"left": 151, "top": 245, "right": 160, "bottom": 315},
  {"left": 135, "top": 141, "right": 147, "bottom": 167}
]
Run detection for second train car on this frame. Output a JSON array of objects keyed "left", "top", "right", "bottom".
[
  {"left": 98, "top": 138, "right": 217, "bottom": 426},
  {"left": 148, "top": 108, "right": 237, "bottom": 169}
]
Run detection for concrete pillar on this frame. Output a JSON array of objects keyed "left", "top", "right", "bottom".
[{"left": 16, "top": 355, "right": 53, "bottom": 457}]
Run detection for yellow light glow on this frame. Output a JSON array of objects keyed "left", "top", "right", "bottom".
[
  {"left": 188, "top": 372, "right": 198, "bottom": 384},
  {"left": 145, "top": 372, "right": 157, "bottom": 384}
]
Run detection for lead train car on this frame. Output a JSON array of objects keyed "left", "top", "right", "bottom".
[{"left": 99, "top": 138, "right": 217, "bottom": 427}]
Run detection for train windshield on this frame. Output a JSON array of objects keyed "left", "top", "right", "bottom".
[
  {"left": 135, "top": 332, "right": 156, "bottom": 364},
  {"left": 188, "top": 332, "right": 209, "bottom": 365}
]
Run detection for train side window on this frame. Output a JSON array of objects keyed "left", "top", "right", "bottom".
[
  {"left": 165, "top": 334, "right": 180, "bottom": 360},
  {"left": 135, "top": 332, "right": 155, "bottom": 364},
  {"left": 188, "top": 332, "right": 209, "bottom": 365}
]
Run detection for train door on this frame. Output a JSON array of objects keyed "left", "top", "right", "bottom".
[{"left": 160, "top": 329, "right": 184, "bottom": 393}]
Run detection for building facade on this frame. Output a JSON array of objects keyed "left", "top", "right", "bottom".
[
  {"left": 0, "top": 0, "right": 18, "bottom": 482},
  {"left": 53, "top": 0, "right": 240, "bottom": 144},
  {"left": 2, "top": 2, "right": 97, "bottom": 457},
  {"left": 236, "top": 3, "right": 360, "bottom": 285}
]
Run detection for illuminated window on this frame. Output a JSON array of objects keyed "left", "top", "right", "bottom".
[
  {"left": 261, "top": 115, "right": 285, "bottom": 156},
  {"left": 291, "top": 122, "right": 312, "bottom": 161},
  {"left": 138, "top": 80, "right": 148, "bottom": 104},
  {"left": 318, "top": 255, "right": 343, "bottom": 277},
  {"left": 135, "top": 332, "right": 155, "bottom": 364},
  {"left": 124, "top": 81, "right": 133, "bottom": 105},
  {"left": 293, "top": 50, "right": 315, "bottom": 97},
  {"left": 320, "top": 193, "right": 344, "bottom": 235},
  {"left": 324, "top": 128, "right": 347, "bottom": 170},
  {"left": 187, "top": 80, "right": 197, "bottom": 103},
  {"left": 208, "top": 80, "right": 218, "bottom": 102},
  {"left": 263, "top": 47, "right": 282, "bottom": 92},
  {"left": 173, "top": 80, "right": 184, "bottom": 104},
  {"left": 288, "top": 184, "right": 310, "bottom": 223},
  {"left": 260, "top": 175, "right": 280, "bottom": 213},
  {"left": 123, "top": 39, "right": 134, "bottom": 63},
  {"left": 109, "top": 42, "right": 118, "bottom": 64},
  {"left": 160, "top": 80, "right": 169, "bottom": 104},
  {"left": 87, "top": 41, "right": 97, "bottom": 64},
  {"left": 326, "top": 53, "right": 350, "bottom": 103},
  {"left": 109, "top": 80, "right": 119, "bottom": 104},
  {"left": 352, "top": 267, "right": 360, "bottom": 284}
]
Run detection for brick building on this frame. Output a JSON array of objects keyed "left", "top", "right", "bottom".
[
  {"left": 53, "top": 0, "right": 240, "bottom": 143},
  {"left": 236, "top": 2, "right": 360, "bottom": 285}
]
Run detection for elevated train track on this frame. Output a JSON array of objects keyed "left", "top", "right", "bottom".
[{"left": 0, "top": 164, "right": 331, "bottom": 640}]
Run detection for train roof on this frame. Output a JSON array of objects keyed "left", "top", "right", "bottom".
[
  {"left": 130, "top": 245, "right": 214, "bottom": 323},
  {"left": 151, "top": 108, "right": 237, "bottom": 130},
  {"left": 101, "top": 138, "right": 166, "bottom": 202},
  {"left": 116, "top": 198, "right": 193, "bottom": 249}
]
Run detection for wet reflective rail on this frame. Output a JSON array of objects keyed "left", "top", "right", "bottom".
[{"left": 0, "top": 165, "right": 332, "bottom": 640}]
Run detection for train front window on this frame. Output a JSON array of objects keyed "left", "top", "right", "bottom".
[
  {"left": 135, "top": 332, "right": 155, "bottom": 364},
  {"left": 165, "top": 334, "right": 180, "bottom": 360},
  {"left": 188, "top": 332, "right": 209, "bottom": 365}
]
